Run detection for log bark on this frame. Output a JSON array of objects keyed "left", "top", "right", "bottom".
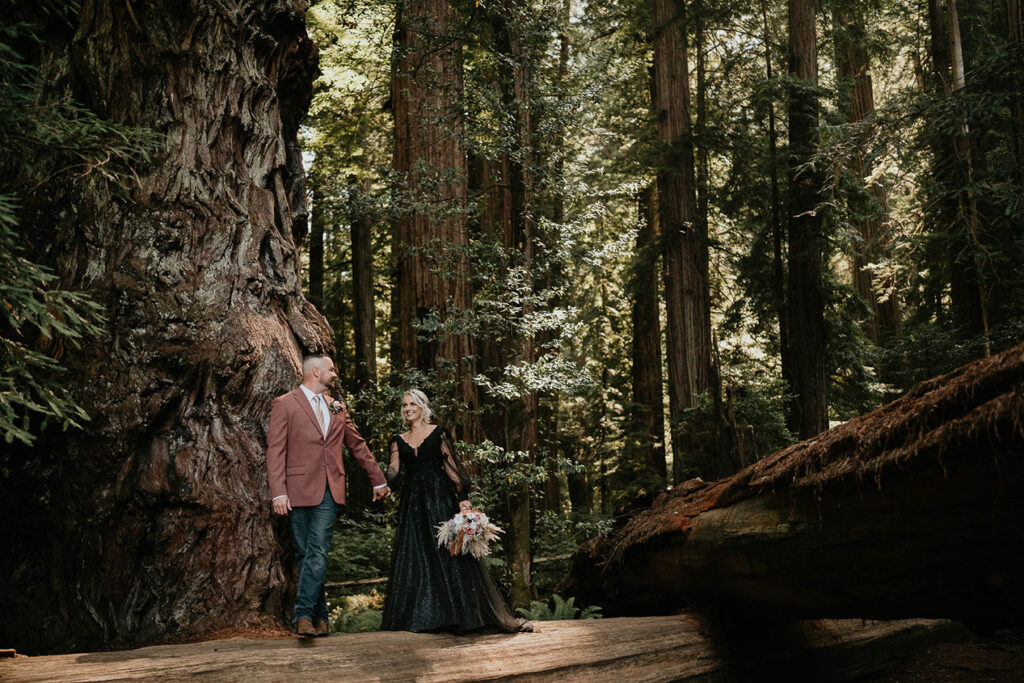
[
  {"left": 0, "top": 0, "right": 326, "bottom": 655},
  {"left": 568, "top": 342, "right": 1024, "bottom": 630},
  {"left": 0, "top": 617, "right": 970, "bottom": 682}
]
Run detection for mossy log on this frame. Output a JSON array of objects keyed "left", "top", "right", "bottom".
[{"left": 568, "top": 342, "right": 1024, "bottom": 630}]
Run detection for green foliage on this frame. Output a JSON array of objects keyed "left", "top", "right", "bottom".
[
  {"left": 326, "top": 513, "right": 394, "bottom": 583},
  {"left": 328, "top": 591, "right": 384, "bottom": 633},
  {"left": 0, "top": 8, "right": 154, "bottom": 447},
  {"left": 515, "top": 594, "right": 602, "bottom": 621},
  {"left": 0, "top": 196, "right": 104, "bottom": 445},
  {"left": 533, "top": 511, "right": 612, "bottom": 559},
  {"left": 531, "top": 511, "right": 611, "bottom": 595}
]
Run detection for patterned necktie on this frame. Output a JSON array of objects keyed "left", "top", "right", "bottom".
[{"left": 315, "top": 396, "right": 327, "bottom": 436}]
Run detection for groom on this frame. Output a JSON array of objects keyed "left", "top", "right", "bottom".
[{"left": 266, "top": 353, "right": 389, "bottom": 637}]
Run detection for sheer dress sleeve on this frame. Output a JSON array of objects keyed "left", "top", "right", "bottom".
[
  {"left": 439, "top": 426, "right": 472, "bottom": 495},
  {"left": 386, "top": 436, "right": 402, "bottom": 492}
]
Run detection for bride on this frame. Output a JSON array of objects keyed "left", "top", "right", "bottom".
[{"left": 380, "top": 389, "right": 535, "bottom": 633}]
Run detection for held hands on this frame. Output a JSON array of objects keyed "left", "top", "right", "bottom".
[
  {"left": 373, "top": 486, "right": 391, "bottom": 502},
  {"left": 459, "top": 499, "right": 472, "bottom": 512},
  {"left": 272, "top": 496, "right": 292, "bottom": 516}
]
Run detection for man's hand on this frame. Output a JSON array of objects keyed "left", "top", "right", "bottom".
[
  {"left": 272, "top": 496, "right": 292, "bottom": 516},
  {"left": 373, "top": 486, "right": 391, "bottom": 502}
]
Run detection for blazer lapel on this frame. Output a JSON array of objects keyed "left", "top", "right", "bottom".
[
  {"left": 325, "top": 399, "right": 344, "bottom": 442},
  {"left": 291, "top": 389, "right": 324, "bottom": 437}
]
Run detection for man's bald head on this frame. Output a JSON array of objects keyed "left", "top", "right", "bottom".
[
  {"left": 302, "top": 354, "right": 327, "bottom": 378},
  {"left": 301, "top": 355, "right": 337, "bottom": 394}
]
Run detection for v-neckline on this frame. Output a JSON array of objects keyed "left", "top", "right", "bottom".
[{"left": 398, "top": 425, "right": 440, "bottom": 451}]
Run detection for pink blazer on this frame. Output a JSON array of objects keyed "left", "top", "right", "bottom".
[{"left": 266, "top": 388, "right": 386, "bottom": 506}]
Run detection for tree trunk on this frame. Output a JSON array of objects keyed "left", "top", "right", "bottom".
[
  {"left": 341, "top": 179, "right": 377, "bottom": 517},
  {"left": 786, "top": 0, "right": 828, "bottom": 439},
  {"left": 0, "top": 0, "right": 324, "bottom": 655},
  {"left": 761, "top": 0, "right": 794, "bottom": 421},
  {"left": 391, "top": 0, "right": 481, "bottom": 435},
  {"left": 349, "top": 177, "right": 378, "bottom": 390},
  {"left": 630, "top": 184, "right": 667, "bottom": 482},
  {"left": 1008, "top": 0, "right": 1024, "bottom": 191},
  {"left": 569, "top": 342, "right": 1024, "bottom": 631},
  {"left": 540, "top": 0, "right": 572, "bottom": 514},
  {"left": 489, "top": 0, "right": 538, "bottom": 608},
  {"left": 833, "top": 6, "right": 902, "bottom": 348},
  {"left": 927, "top": 0, "right": 988, "bottom": 342},
  {"left": 650, "top": 0, "right": 713, "bottom": 483}
]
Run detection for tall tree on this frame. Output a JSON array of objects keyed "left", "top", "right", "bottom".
[
  {"left": 761, "top": 0, "right": 793, "bottom": 413},
  {"left": 1008, "top": 0, "right": 1024, "bottom": 190},
  {"left": 487, "top": 0, "right": 538, "bottom": 608},
  {"left": 833, "top": 3, "right": 902, "bottom": 347},
  {"left": 349, "top": 177, "right": 378, "bottom": 390},
  {"left": 540, "top": 0, "right": 573, "bottom": 513},
  {"left": 392, "top": 0, "right": 480, "bottom": 435},
  {"left": 786, "top": 0, "right": 829, "bottom": 438},
  {"left": 927, "top": 0, "right": 988, "bottom": 342},
  {"left": 1, "top": 0, "right": 324, "bottom": 654},
  {"left": 650, "top": 0, "right": 713, "bottom": 482},
  {"left": 630, "top": 184, "right": 667, "bottom": 481}
]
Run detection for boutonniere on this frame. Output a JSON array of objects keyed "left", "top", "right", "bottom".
[{"left": 324, "top": 396, "right": 345, "bottom": 414}]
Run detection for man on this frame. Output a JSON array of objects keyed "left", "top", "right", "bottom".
[{"left": 266, "top": 354, "right": 390, "bottom": 637}]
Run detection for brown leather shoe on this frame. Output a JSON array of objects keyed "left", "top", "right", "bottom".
[
  {"left": 315, "top": 620, "right": 330, "bottom": 637},
  {"left": 296, "top": 618, "right": 316, "bottom": 637}
]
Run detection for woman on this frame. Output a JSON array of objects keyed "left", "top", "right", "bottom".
[{"left": 380, "top": 389, "right": 533, "bottom": 634}]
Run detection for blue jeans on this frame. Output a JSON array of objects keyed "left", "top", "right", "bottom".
[{"left": 289, "top": 485, "right": 338, "bottom": 624}]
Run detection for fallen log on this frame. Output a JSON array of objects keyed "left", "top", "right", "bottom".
[
  {"left": 568, "top": 342, "right": 1024, "bottom": 630},
  {"left": 0, "top": 616, "right": 969, "bottom": 682}
]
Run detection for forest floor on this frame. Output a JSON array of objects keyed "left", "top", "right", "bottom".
[{"left": 1, "top": 615, "right": 1021, "bottom": 681}]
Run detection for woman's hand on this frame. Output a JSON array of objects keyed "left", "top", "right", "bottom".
[{"left": 459, "top": 500, "right": 472, "bottom": 512}]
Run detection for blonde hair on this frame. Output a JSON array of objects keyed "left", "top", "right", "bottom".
[{"left": 401, "top": 389, "right": 434, "bottom": 425}]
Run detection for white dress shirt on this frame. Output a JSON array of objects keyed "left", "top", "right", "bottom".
[{"left": 299, "top": 384, "right": 330, "bottom": 433}]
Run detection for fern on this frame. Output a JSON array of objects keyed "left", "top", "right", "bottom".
[{"left": 515, "top": 594, "right": 602, "bottom": 621}]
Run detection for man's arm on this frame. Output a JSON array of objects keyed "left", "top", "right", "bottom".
[
  {"left": 266, "top": 397, "right": 291, "bottom": 514},
  {"left": 339, "top": 407, "right": 389, "bottom": 499}
]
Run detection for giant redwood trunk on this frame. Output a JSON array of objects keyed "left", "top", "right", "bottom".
[
  {"left": 786, "top": 0, "right": 828, "bottom": 439},
  {"left": 568, "top": 342, "right": 1024, "bottom": 630},
  {"left": 391, "top": 0, "right": 480, "bottom": 438},
  {"left": 0, "top": 1, "right": 325, "bottom": 655},
  {"left": 650, "top": 0, "right": 713, "bottom": 483}
]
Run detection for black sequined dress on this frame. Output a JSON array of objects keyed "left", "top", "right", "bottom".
[{"left": 380, "top": 425, "right": 519, "bottom": 633}]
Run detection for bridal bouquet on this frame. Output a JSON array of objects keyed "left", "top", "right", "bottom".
[{"left": 436, "top": 509, "right": 503, "bottom": 558}]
